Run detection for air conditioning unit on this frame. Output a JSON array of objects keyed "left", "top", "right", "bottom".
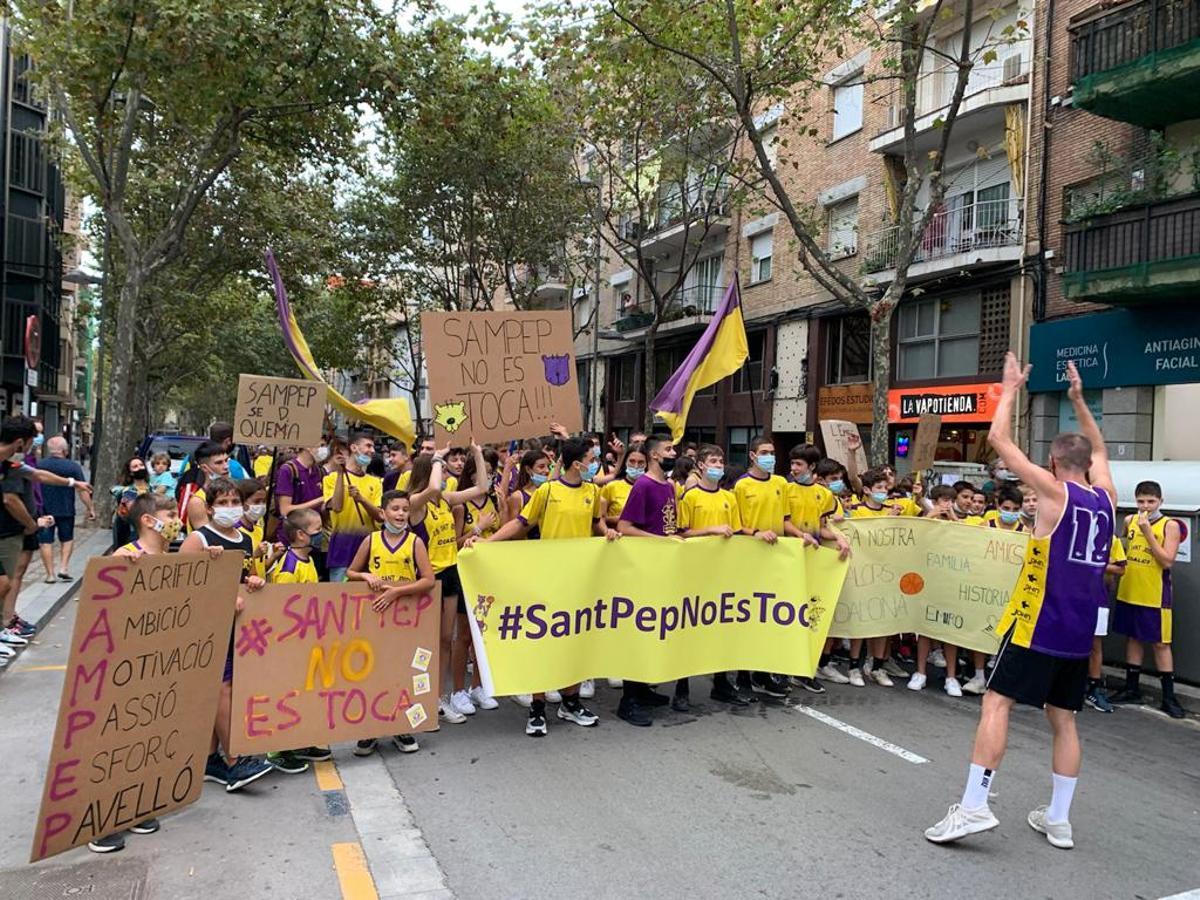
[{"left": 1002, "top": 52, "right": 1024, "bottom": 84}]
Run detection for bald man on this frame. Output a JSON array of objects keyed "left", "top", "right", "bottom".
[{"left": 37, "top": 435, "right": 94, "bottom": 582}]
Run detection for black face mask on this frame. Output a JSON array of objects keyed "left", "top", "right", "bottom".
[
  {"left": 660, "top": 456, "right": 676, "bottom": 474},
  {"left": 132, "top": 471, "right": 148, "bottom": 481}
]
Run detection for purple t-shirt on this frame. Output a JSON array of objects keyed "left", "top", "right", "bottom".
[
  {"left": 619, "top": 476, "right": 678, "bottom": 536},
  {"left": 273, "top": 457, "right": 325, "bottom": 542}
]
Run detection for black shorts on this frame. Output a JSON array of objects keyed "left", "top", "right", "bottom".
[
  {"left": 987, "top": 627, "right": 1089, "bottom": 711},
  {"left": 436, "top": 565, "right": 466, "bottom": 614},
  {"left": 23, "top": 533, "right": 39, "bottom": 553}
]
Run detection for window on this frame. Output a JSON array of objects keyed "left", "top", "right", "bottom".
[
  {"left": 897, "top": 295, "right": 981, "bottom": 380},
  {"left": 761, "top": 125, "right": 780, "bottom": 167},
  {"left": 827, "top": 196, "right": 859, "bottom": 257},
  {"left": 684, "top": 428, "right": 717, "bottom": 448},
  {"left": 826, "top": 314, "right": 871, "bottom": 384},
  {"left": 750, "top": 231, "right": 773, "bottom": 284},
  {"left": 613, "top": 282, "right": 634, "bottom": 313},
  {"left": 616, "top": 354, "right": 638, "bottom": 401},
  {"left": 733, "top": 331, "right": 765, "bottom": 394},
  {"left": 832, "top": 76, "right": 864, "bottom": 141},
  {"left": 576, "top": 359, "right": 590, "bottom": 410},
  {"left": 727, "top": 427, "right": 751, "bottom": 467}
]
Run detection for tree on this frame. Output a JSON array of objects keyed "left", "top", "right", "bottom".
[
  {"left": 13, "top": 0, "right": 390, "bottom": 504},
  {"left": 547, "top": 0, "right": 1026, "bottom": 459}
]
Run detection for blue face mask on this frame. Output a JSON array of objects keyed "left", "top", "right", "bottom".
[
  {"left": 870, "top": 491, "right": 889, "bottom": 504},
  {"left": 756, "top": 454, "right": 776, "bottom": 472},
  {"left": 795, "top": 472, "right": 813, "bottom": 485},
  {"left": 33, "top": 434, "right": 44, "bottom": 448},
  {"left": 828, "top": 479, "right": 845, "bottom": 495},
  {"left": 999, "top": 510, "right": 1020, "bottom": 525},
  {"left": 706, "top": 466, "right": 725, "bottom": 483},
  {"left": 354, "top": 452, "right": 372, "bottom": 467},
  {"left": 308, "top": 531, "right": 325, "bottom": 550},
  {"left": 583, "top": 460, "right": 600, "bottom": 481},
  {"left": 626, "top": 467, "right": 645, "bottom": 480},
  {"left": 530, "top": 473, "right": 549, "bottom": 486}
]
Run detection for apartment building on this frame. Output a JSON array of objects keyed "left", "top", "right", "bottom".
[{"left": 1024, "top": 0, "right": 1200, "bottom": 463}]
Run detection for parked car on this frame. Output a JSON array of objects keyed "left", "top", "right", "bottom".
[{"left": 136, "top": 433, "right": 208, "bottom": 475}]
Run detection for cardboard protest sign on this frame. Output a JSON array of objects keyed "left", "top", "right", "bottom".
[
  {"left": 422, "top": 311, "right": 582, "bottom": 444},
  {"left": 230, "top": 582, "right": 441, "bottom": 755},
  {"left": 909, "top": 413, "right": 943, "bottom": 476},
  {"left": 829, "top": 518, "right": 1027, "bottom": 653},
  {"left": 234, "top": 374, "right": 327, "bottom": 448},
  {"left": 820, "top": 419, "right": 868, "bottom": 471},
  {"left": 32, "top": 553, "right": 242, "bottom": 861},
  {"left": 459, "top": 537, "right": 848, "bottom": 696}
]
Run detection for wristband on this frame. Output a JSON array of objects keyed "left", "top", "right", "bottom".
[{"left": 67, "top": 477, "right": 76, "bottom": 488}]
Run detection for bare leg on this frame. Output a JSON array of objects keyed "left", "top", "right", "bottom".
[
  {"left": 1152, "top": 642, "right": 1174, "bottom": 673},
  {"left": 971, "top": 690, "right": 1015, "bottom": 769},
  {"left": 1088, "top": 637, "right": 1104, "bottom": 680},
  {"left": 39, "top": 542, "right": 54, "bottom": 581},
  {"left": 945, "top": 643, "right": 959, "bottom": 680},
  {"left": 1046, "top": 705, "right": 1081, "bottom": 777},
  {"left": 215, "top": 681, "right": 234, "bottom": 765},
  {"left": 916, "top": 635, "right": 931, "bottom": 675},
  {"left": 5, "top": 550, "right": 32, "bottom": 622},
  {"left": 59, "top": 539, "right": 75, "bottom": 572},
  {"left": 1126, "top": 637, "right": 1145, "bottom": 667},
  {"left": 439, "top": 594, "right": 455, "bottom": 697},
  {"left": 451, "top": 610, "right": 469, "bottom": 692}
]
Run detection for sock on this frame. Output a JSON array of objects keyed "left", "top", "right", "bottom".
[
  {"left": 873, "top": 657, "right": 887, "bottom": 670},
  {"left": 1086, "top": 677, "right": 1101, "bottom": 691},
  {"left": 1047, "top": 772, "right": 1077, "bottom": 823},
  {"left": 960, "top": 763, "right": 995, "bottom": 810},
  {"left": 561, "top": 691, "right": 580, "bottom": 708},
  {"left": 1125, "top": 664, "right": 1142, "bottom": 692},
  {"left": 819, "top": 653, "right": 830, "bottom": 667},
  {"left": 530, "top": 699, "right": 545, "bottom": 715},
  {"left": 675, "top": 677, "right": 689, "bottom": 697},
  {"left": 1161, "top": 672, "right": 1176, "bottom": 701}
]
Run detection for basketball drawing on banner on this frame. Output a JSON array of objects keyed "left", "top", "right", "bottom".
[{"left": 422, "top": 311, "right": 583, "bottom": 444}]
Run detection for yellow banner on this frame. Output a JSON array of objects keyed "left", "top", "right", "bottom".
[
  {"left": 829, "top": 518, "right": 1027, "bottom": 653},
  {"left": 459, "top": 537, "right": 849, "bottom": 696}
]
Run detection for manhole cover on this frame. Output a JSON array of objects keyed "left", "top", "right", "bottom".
[{"left": 0, "top": 856, "right": 148, "bottom": 899}]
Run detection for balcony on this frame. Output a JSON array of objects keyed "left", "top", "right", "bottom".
[
  {"left": 870, "top": 50, "right": 1030, "bottom": 155},
  {"left": 862, "top": 197, "right": 1023, "bottom": 282},
  {"left": 637, "top": 183, "right": 731, "bottom": 254},
  {"left": 520, "top": 262, "right": 570, "bottom": 307},
  {"left": 1063, "top": 193, "right": 1200, "bottom": 303},
  {"left": 612, "top": 283, "right": 724, "bottom": 333},
  {"left": 1070, "top": 0, "right": 1200, "bottom": 127}
]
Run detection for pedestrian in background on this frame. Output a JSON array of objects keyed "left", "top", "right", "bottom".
[{"left": 37, "top": 436, "right": 95, "bottom": 583}]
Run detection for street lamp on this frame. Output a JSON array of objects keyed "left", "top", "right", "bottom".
[{"left": 577, "top": 177, "right": 602, "bottom": 432}]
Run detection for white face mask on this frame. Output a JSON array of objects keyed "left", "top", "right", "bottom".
[
  {"left": 246, "top": 503, "right": 267, "bottom": 522},
  {"left": 315, "top": 446, "right": 330, "bottom": 463},
  {"left": 212, "top": 507, "right": 242, "bottom": 529}
]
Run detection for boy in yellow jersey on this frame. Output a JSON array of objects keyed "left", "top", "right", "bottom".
[
  {"left": 679, "top": 445, "right": 753, "bottom": 707},
  {"left": 787, "top": 444, "right": 837, "bottom": 537},
  {"left": 392, "top": 437, "right": 437, "bottom": 492},
  {"left": 1084, "top": 535, "right": 1126, "bottom": 714},
  {"left": 988, "top": 484, "right": 1026, "bottom": 532},
  {"left": 928, "top": 356, "right": 1115, "bottom": 850},
  {"left": 348, "top": 491, "right": 438, "bottom": 753},
  {"left": 599, "top": 444, "right": 645, "bottom": 527},
  {"left": 952, "top": 481, "right": 984, "bottom": 525},
  {"left": 1109, "top": 481, "right": 1186, "bottom": 718},
  {"left": 323, "top": 432, "right": 384, "bottom": 582},
  {"left": 475, "top": 437, "right": 615, "bottom": 736},
  {"left": 183, "top": 441, "right": 230, "bottom": 533},
  {"left": 814, "top": 459, "right": 849, "bottom": 522}
]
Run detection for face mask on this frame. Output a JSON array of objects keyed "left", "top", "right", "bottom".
[
  {"left": 152, "top": 518, "right": 182, "bottom": 542},
  {"left": 33, "top": 435, "right": 44, "bottom": 448},
  {"left": 1021, "top": 510, "right": 1035, "bottom": 522},
  {"left": 756, "top": 454, "right": 776, "bottom": 472},
  {"left": 246, "top": 503, "right": 266, "bottom": 522},
  {"left": 626, "top": 467, "right": 645, "bottom": 480},
  {"left": 870, "top": 491, "right": 889, "bottom": 504},
  {"left": 795, "top": 472, "right": 813, "bottom": 485},
  {"left": 308, "top": 531, "right": 325, "bottom": 550},
  {"left": 530, "top": 472, "right": 549, "bottom": 486},
  {"left": 132, "top": 470, "right": 147, "bottom": 480},
  {"left": 583, "top": 460, "right": 600, "bottom": 481},
  {"left": 995, "top": 468, "right": 1016, "bottom": 481},
  {"left": 660, "top": 457, "right": 676, "bottom": 474},
  {"left": 315, "top": 446, "right": 330, "bottom": 463},
  {"left": 828, "top": 479, "right": 845, "bottom": 495},
  {"left": 354, "top": 453, "right": 373, "bottom": 467},
  {"left": 1000, "top": 510, "right": 1021, "bottom": 525},
  {"left": 212, "top": 507, "right": 242, "bottom": 529},
  {"left": 383, "top": 521, "right": 408, "bottom": 535},
  {"left": 1146, "top": 509, "right": 1164, "bottom": 523},
  {"left": 705, "top": 466, "right": 724, "bottom": 483}
]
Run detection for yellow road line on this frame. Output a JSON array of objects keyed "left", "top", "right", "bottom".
[
  {"left": 331, "top": 842, "right": 378, "bottom": 900},
  {"left": 7, "top": 664, "right": 66, "bottom": 672},
  {"left": 313, "top": 758, "right": 343, "bottom": 792}
]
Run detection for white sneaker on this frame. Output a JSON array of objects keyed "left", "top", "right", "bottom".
[
  {"left": 450, "top": 690, "right": 477, "bottom": 716},
  {"left": 962, "top": 673, "right": 987, "bottom": 695},
  {"left": 468, "top": 686, "right": 498, "bottom": 710},
  {"left": 606, "top": 678, "right": 623, "bottom": 688},
  {"left": 0, "top": 628, "right": 29, "bottom": 646},
  {"left": 438, "top": 697, "right": 467, "bottom": 724},
  {"left": 545, "top": 689, "right": 563, "bottom": 703},
  {"left": 924, "top": 803, "right": 999, "bottom": 843},
  {"left": 512, "top": 694, "right": 533, "bottom": 708},
  {"left": 848, "top": 668, "right": 865, "bottom": 687},
  {"left": 1027, "top": 806, "right": 1074, "bottom": 849},
  {"left": 579, "top": 679, "right": 595, "bottom": 699},
  {"left": 818, "top": 663, "right": 850, "bottom": 684},
  {"left": 870, "top": 668, "right": 894, "bottom": 687},
  {"left": 929, "top": 648, "right": 946, "bottom": 668},
  {"left": 907, "top": 672, "right": 927, "bottom": 691},
  {"left": 944, "top": 677, "right": 963, "bottom": 698},
  {"left": 0, "top": 642, "right": 14, "bottom": 658}
]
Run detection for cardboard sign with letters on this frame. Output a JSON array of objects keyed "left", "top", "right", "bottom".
[
  {"left": 909, "top": 413, "right": 943, "bottom": 476},
  {"left": 230, "top": 582, "right": 441, "bottom": 755},
  {"left": 234, "top": 374, "right": 327, "bottom": 448},
  {"left": 32, "top": 553, "right": 242, "bottom": 861},
  {"left": 422, "top": 311, "right": 582, "bottom": 444},
  {"left": 820, "top": 419, "right": 868, "bottom": 472}
]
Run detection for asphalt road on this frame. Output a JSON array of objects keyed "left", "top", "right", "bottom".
[{"left": 1, "top": 601, "right": 1197, "bottom": 900}]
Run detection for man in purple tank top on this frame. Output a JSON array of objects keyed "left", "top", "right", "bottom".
[{"left": 926, "top": 354, "right": 1116, "bottom": 851}]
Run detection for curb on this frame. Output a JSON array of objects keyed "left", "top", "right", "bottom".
[{"left": 32, "top": 576, "right": 86, "bottom": 632}]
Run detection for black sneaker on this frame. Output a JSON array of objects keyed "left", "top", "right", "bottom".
[
  {"left": 1084, "top": 687, "right": 1115, "bottom": 713},
  {"left": 295, "top": 746, "right": 332, "bottom": 762},
  {"left": 204, "top": 753, "right": 230, "bottom": 786},
  {"left": 526, "top": 707, "right": 548, "bottom": 737},
  {"left": 710, "top": 683, "right": 751, "bottom": 707},
  {"left": 226, "top": 756, "right": 274, "bottom": 792},
  {"left": 670, "top": 694, "right": 690, "bottom": 712},
  {"left": 750, "top": 673, "right": 790, "bottom": 698},
  {"left": 636, "top": 687, "right": 670, "bottom": 707},
  {"left": 392, "top": 735, "right": 420, "bottom": 753},
  {"left": 557, "top": 700, "right": 599, "bottom": 726},
  {"left": 267, "top": 751, "right": 309, "bottom": 774},
  {"left": 1108, "top": 688, "right": 1145, "bottom": 705},
  {"left": 129, "top": 818, "right": 160, "bottom": 835},
  {"left": 797, "top": 676, "right": 826, "bottom": 695},
  {"left": 617, "top": 698, "right": 652, "bottom": 726},
  {"left": 354, "top": 739, "right": 378, "bottom": 757},
  {"left": 88, "top": 832, "right": 125, "bottom": 853},
  {"left": 1162, "top": 696, "right": 1187, "bottom": 719}
]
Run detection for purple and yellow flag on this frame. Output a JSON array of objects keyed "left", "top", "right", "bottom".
[
  {"left": 266, "top": 249, "right": 416, "bottom": 447},
  {"left": 651, "top": 277, "right": 749, "bottom": 443}
]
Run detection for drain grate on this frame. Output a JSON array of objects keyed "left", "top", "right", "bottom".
[{"left": 0, "top": 856, "right": 148, "bottom": 899}]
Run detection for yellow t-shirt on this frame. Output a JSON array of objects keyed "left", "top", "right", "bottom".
[
  {"left": 959, "top": 514, "right": 986, "bottom": 526},
  {"left": 600, "top": 478, "right": 635, "bottom": 520},
  {"left": 253, "top": 455, "right": 273, "bottom": 479},
  {"left": 893, "top": 497, "right": 923, "bottom": 517},
  {"left": 396, "top": 469, "right": 457, "bottom": 493},
  {"left": 733, "top": 472, "right": 789, "bottom": 533},
  {"left": 464, "top": 495, "right": 500, "bottom": 539},
  {"left": 322, "top": 471, "right": 383, "bottom": 535},
  {"left": 787, "top": 482, "right": 836, "bottom": 535},
  {"left": 1109, "top": 534, "right": 1127, "bottom": 565},
  {"left": 519, "top": 479, "right": 600, "bottom": 540},
  {"left": 845, "top": 501, "right": 901, "bottom": 519},
  {"left": 269, "top": 549, "right": 318, "bottom": 584},
  {"left": 1117, "top": 515, "right": 1175, "bottom": 608},
  {"left": 415, "top": 498, "right": 458, "bottom": 573},
  {"left": 365, "top": 530, "right": 418, "bottom": 583},
  {"left": 678, "top": 485, "right": 742, "bottom": 532}
]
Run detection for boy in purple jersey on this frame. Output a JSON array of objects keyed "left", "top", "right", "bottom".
[{"left": 926, "top": 354, "right": 1115, "bottom": 851}]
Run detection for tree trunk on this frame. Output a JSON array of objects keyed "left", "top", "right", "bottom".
[
  {"left": 867, "top": 294, "right": 897, "bottom": 467},
  {"left": 642, "top": 325, "right": 658, "bottom": 432},
  {"left": 93, "top": 268, "right": 145, "bottom": 519}
]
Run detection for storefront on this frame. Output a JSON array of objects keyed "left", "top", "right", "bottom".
[
  {"left": 1028, "top": 305, "right": 1200, "bottom": 462},
  {"left": 888, "top": 382, "right": 1002, "bottom": 473}
]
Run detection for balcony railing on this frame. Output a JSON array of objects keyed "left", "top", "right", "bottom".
[
  {"left": 863, "top": 198, "right": 1022, "bottom": 273},
  {"left": 613, "top": 283, "right": 724, "bottom": 332},
  {"left": 1064, "top": 192, "right": 1200, "bottom": 276},
  {"left": 1070, "top": 0, "right": 1199, "bottom": 81},
  {"left": 876, "top": 50, "right": 1030, "bottom": 133},
  {"left": 644, "top": 183, "right": 731, "bottom": 238}
]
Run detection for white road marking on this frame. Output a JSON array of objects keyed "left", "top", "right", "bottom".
[
  {"left": 1159, "top": 890, "right": 1200, "bottom": 900},
  {"left": 794, "top": 704, "right": 930, "bottom": 765}
]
